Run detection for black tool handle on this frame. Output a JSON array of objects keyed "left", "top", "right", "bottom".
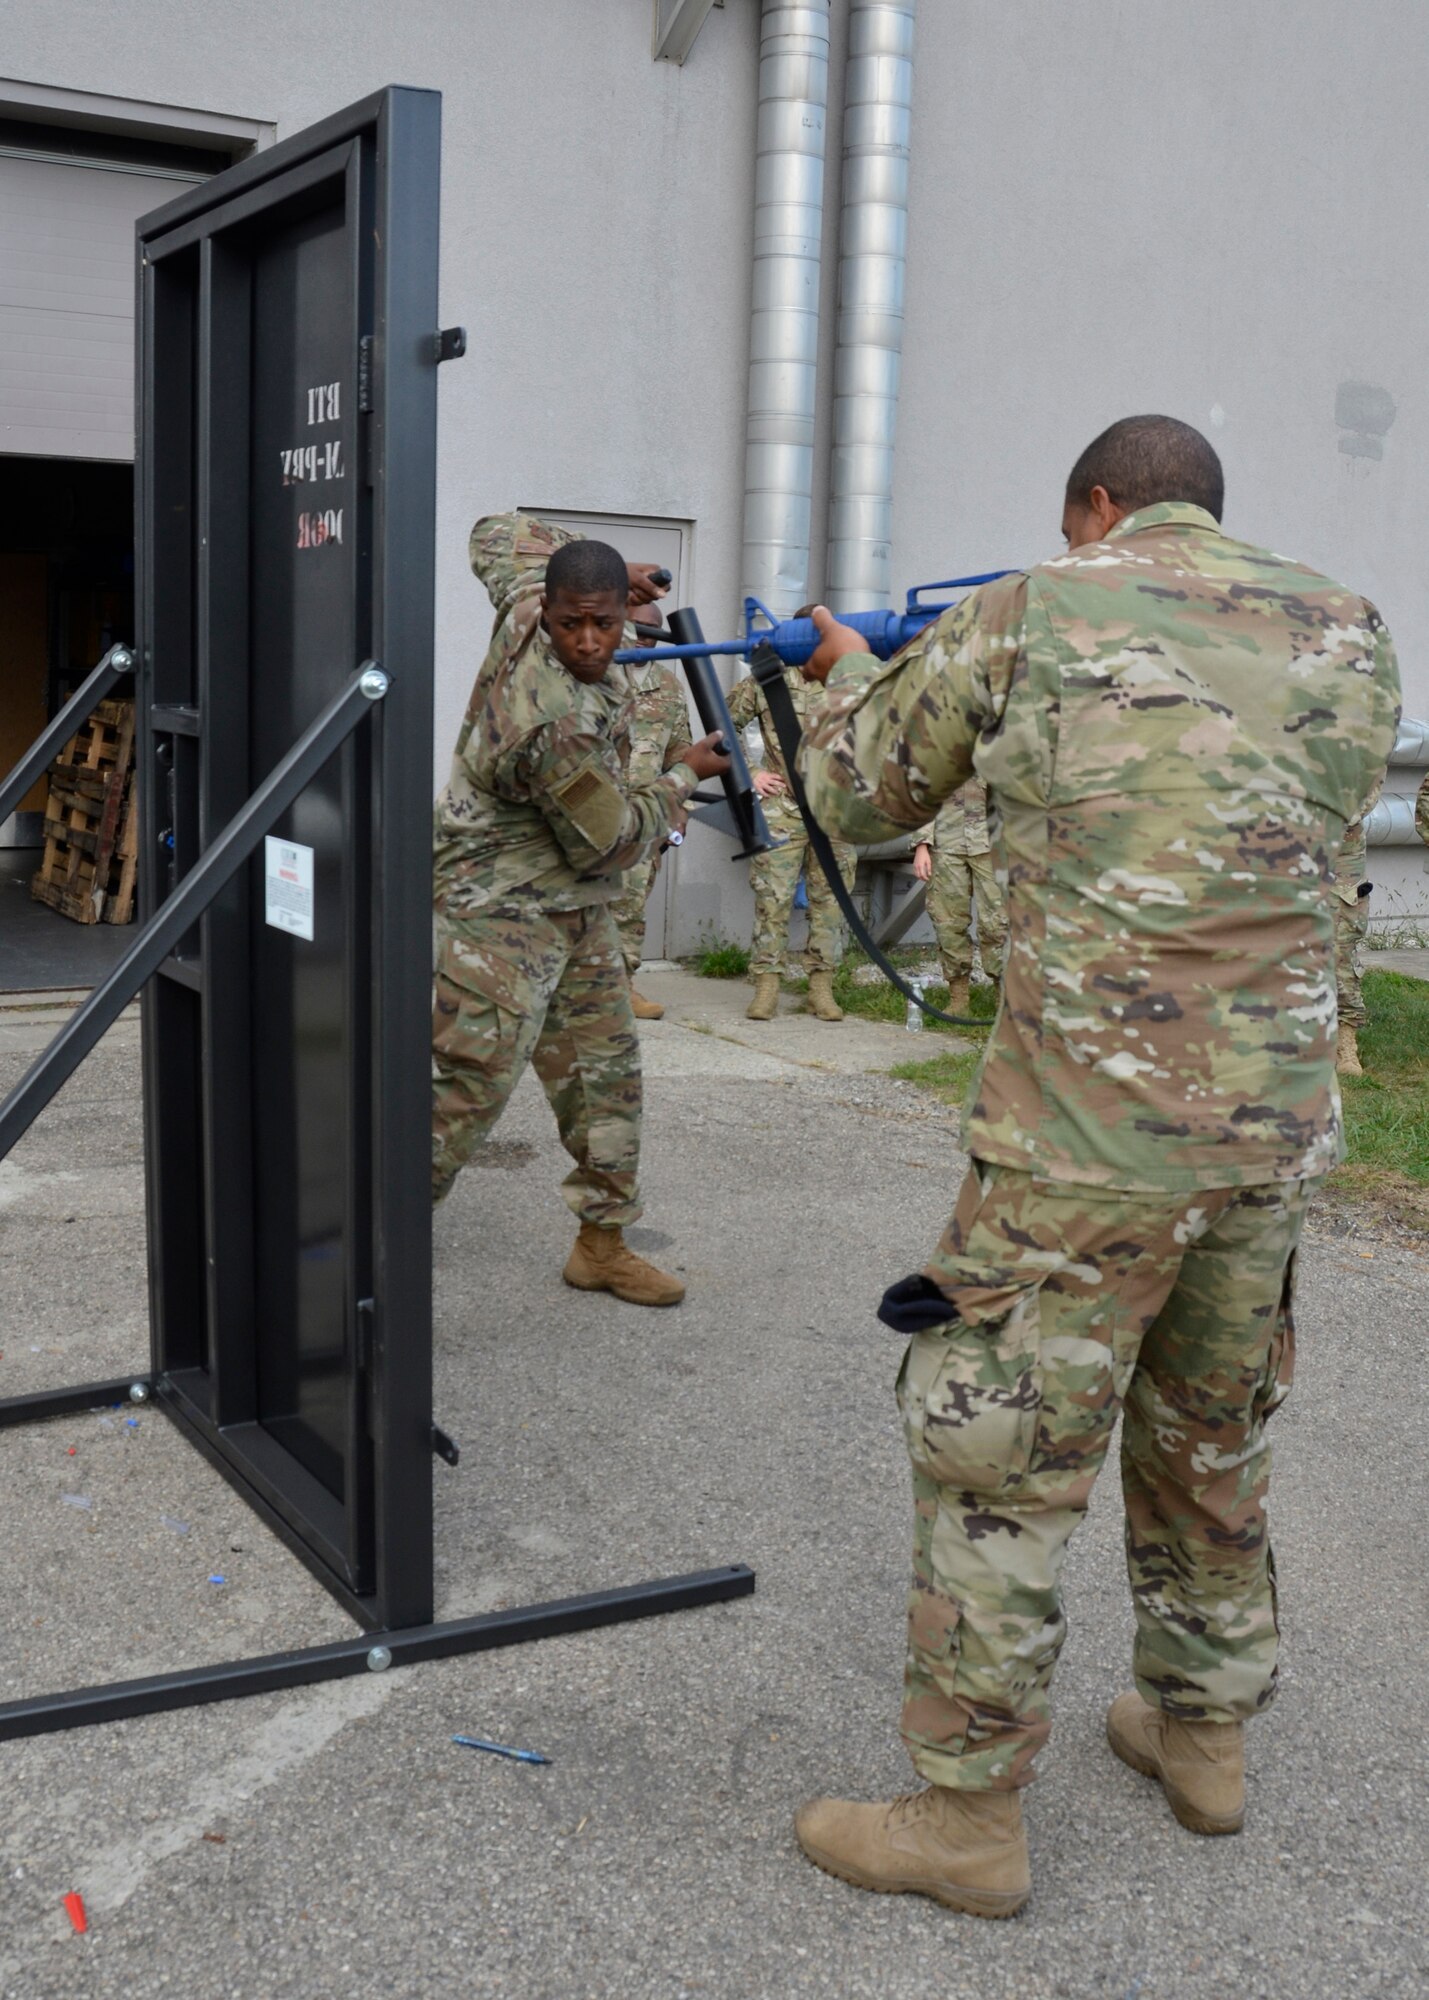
[
  {"left": 749, "top": 645, "right": 982, "bottom": 1028},
  {"left": 666, "top": 608, "right": 773, "bottom": 860}
]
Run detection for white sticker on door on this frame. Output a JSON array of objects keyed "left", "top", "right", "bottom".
[{"left": 264, "top": 836, "right": 315, "bottom": 941}]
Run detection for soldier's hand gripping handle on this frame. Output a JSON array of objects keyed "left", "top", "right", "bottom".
[{"left": 680, "top": 731, "right": 734, "bottom": 782}]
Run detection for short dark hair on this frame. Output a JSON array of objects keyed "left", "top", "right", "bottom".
[
  {"left": 1065, "top": 415, "right": 1224, "bottom": 522},
  {"left": 545, "top": 538, "right": 628, "bottom": 602}
]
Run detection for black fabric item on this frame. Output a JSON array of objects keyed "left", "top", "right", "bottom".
[
  {"left": 749, "top": 645, "right": 980, "bottom": 1028},
  {"left": 877, "top": 1272, "right": 961, "bottom": 1334}
]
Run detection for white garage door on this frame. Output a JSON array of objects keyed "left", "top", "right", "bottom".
[{"left": 0, "top": 147, "right": 206, "bottom": 460}]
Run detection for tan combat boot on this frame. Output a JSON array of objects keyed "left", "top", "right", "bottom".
[
  {"left": 629, "top": 987, "right": 666, "bottom": 1021},
  {"left": 794, "top": 1787, "right": 1029, "bottom": 1919},
  {"left": 1106, "top": 1693, "right": 1244, "bottom": 1835},
  {"left": 1336, "top": 1023, "right": 1364, "bottom": 1076},
  {"left": 944, "top": 975, "right": 972, "bottom": 1017},
  {"left": 746, "top": 973, "right": 780, "bottom": 1020},
  {"left": 807, "top": 969, "right": 844, "bottom": 1021},
  {"left": 562, "top": 1223, "right": 685, "bottom": 1307}
]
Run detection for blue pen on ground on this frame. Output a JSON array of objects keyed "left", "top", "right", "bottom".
[{"left": 452, "top": 1734, "right": 550, "bottom": 1766}]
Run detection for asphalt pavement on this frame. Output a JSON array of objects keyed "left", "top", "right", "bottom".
[{"left": 0, "top": 972, "right": 1425, "bottom": 1999}]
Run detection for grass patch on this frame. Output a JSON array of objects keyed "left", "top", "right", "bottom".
[
  {"left": 1327, "top": 969, "right": 1429, "bottom": 1230},
  {"left": 889, "top": 1045, "right": 984, "bottom": 1112},
  {"left": 694, "top": 939, "right": 751, "bottom": 979},
  {"left": 830, "top": 948, "right": 998, "bottom": 1033}
]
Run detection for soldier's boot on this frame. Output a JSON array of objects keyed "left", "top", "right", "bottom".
[
  {"left": 807, "top": 970, "right": 844, "bottom": 1022},
  {"left": 746, "top": 973, "right": 780, "bottom": 1021},
  {"left": 629, "top": 987, "right": 666, "bottom": 1021},
  {"left": 562, "top": 1223, "right": 685, "bottom": 1307},
  {"left": 944, "top": 976, "right": 972, "bottom": 1017},
  {"left": 793, "top": 1787, "right": 1029, "bottom": 1920},
  {"left": 1336, "top": 1023, "right": 1364, "bottom": 1076},
  {"left": 1106, "top": 1694, "right": 1244, "bottom": 1836}
]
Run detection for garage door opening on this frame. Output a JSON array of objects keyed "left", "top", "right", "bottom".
[{"left": 0, "top": 455, "right": 137, "bottom": 988}]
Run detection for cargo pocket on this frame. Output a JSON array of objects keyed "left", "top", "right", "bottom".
[
  {"left": 896, "top": 1284, "right": 1044, "bottom": 1496},
  {"left": 1253, "top": 1249, "right": 1298, "bottom": 1425}
]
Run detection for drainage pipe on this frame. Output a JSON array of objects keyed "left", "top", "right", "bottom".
[
  {"left": 825, "top": 0, "right": 916, "bottom": 610},
  {"left": 741, "top": 1, "right": 832, "bottom": 619}
]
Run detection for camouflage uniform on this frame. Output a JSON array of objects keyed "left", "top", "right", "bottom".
[
  {"left": 915, "top": 779, "right": 1007, "bottom": 983},
  {"left": 726, "top": 665, "right": 858, "bottom": 975},
  {"left": 608, "top": 661, "right": 692, "bottom": 973},
  {"left": 432, "top": 514, "right": 697, "bottom": 1220},
  {"left": 801, "top": 501, "right": 1401, "bottom": 1790},
  {"left": 1333, "top": 790, "right": 1377, "bottom": 1030},
  {"left": 1417, "top": 769, "right": 1429, "bottom": 845}
]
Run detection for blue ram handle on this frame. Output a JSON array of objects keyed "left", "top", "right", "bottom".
[{"left": 613, "top": 572, "right": 1012, "bottom": 667}]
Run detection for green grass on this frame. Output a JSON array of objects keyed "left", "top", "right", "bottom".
[
  {"left": 694, "top": 939, "right": 751, "bottom": 979},
  {"left": 1329, "top": 969, "right": 1429, "bottom": 1229},
  {"left": 828, "top": 948, "right": 999, "bottom": 1032},
  {"left": 889, "top": 1044, "right": 985, "bottom": 1111}
]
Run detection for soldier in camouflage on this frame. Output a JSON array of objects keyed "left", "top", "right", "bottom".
[
  {"left": 912, "top": 778, "right": 1007, "bottom": 1015},
  {"left": 607, "top": 608, "right": 692, "bottom": 1022},
  {"left": 790, "top": 418, "right": 1400, "bottom": 1917},
  {"left": 432, "top": 513, "right": 729, "bottom": 1307},
  {"left": 726, "top": 659, "right": 858, "bottom": 1022},
  {"left": 1332, "top": 791, "right": 1377, "bottom": 1076},
  {"left": 1417, "top": 767, "right": 1429, "bottom": 846}
]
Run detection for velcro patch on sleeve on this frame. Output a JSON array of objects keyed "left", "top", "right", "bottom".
[{"left": 552, "top": 762, "right": 626, "bottom": 851}]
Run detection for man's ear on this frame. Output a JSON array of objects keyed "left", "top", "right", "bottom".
[{"left": 1090, "top": 485, "right": 1128, "bottom": 536}]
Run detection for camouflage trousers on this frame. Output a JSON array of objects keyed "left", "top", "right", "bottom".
[
  {"left": 431, "top": 904, "right": 641, "bottom": 1227},
  {"left": 610, "top": 847, "right": 665, "bottom": 977},
  {"left": 897, "top": 1160, "right": 1311, "bottom": 1791},
  {"left": 926, "top": 848, "right": 1006, "bottom": 982},
  {"left": 1334, "top": 889, "right": 1369, "bottom": 1028},
  {"left": 748, "top": 794, "right": 857, "bottom": 975}
]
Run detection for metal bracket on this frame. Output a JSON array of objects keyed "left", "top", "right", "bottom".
[
  {"left": 434, "top": 326, "right": 466, "bottom": 363},
  {"left": 0, "top": 1566, "right": 756, "bottom": 1741},
  {"left": 430, "top": 1423, "right": 460, "bottom": 1467}
]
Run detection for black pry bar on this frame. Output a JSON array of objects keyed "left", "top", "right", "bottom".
[
  {"left": 749, "top": 644, "right": 982, "bottom": 1028},
  {"left": 665, "top": 608, "right": 774, "bottom": 861}
]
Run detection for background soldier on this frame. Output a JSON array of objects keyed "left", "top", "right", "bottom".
[
  {"left": 793, "top": 417, "right": 1400, "bottom": 1917},
  {"left": 608, "top": 606, "right": 693, "bottom": 1021},
  {"left": 1333, "top": 794, "right": 1377, "bottom": 1077},
  {"left": 726, "top": 657, "right": 857, "bottom": 1022},
  {"left": 912, "top": 778, "right": 1007, "bottom": 1014},
  {"left": 432, "top": 513, "right": 729, "bottom": 1306}
]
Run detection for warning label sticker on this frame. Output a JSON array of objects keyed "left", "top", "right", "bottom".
[{"left": 264, "top": 836, "right": 315, "bottom": 942}]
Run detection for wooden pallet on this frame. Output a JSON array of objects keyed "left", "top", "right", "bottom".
[
  {"left": 103, "top": 779, "right": 139, "bottom": 926},
  {"left": 30, "top": 698, "right": 137, "bottom": 925}
]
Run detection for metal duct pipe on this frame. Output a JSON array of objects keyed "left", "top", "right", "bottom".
[
  {"left": 1366, "top": 794, "right": 1422, "bottom": 846},
  {"left": 1391, "top": 716, "right": 1429, "bottom": 765},
  {"left": 825, "top": 0, "right": 915, "bottom": 610},
  {"left": 741, "top": 1, "right": 831, "bottom": 618}
]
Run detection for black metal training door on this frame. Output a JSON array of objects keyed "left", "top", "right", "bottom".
[{"left": 135, "top": 90, "right": 440, "bottom": 1629}]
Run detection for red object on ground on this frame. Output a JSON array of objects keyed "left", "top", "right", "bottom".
[{"left": 63, "top": 1892, "right": 87, "bottom": 1933}]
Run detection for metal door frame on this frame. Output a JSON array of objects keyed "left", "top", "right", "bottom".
[{"left": 0, "top": 86, "right": 753, "bottom": 1743}]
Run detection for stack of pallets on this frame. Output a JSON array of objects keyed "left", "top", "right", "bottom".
[{"left": 30, "top": 698, "right": 138, "bottom": 925}]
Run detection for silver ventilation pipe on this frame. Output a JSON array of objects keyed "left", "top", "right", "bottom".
[
  {"left": 741, "top": 1, "right": 832, "bottom": 619},
  {"left": 825, "top": 0, "right": 915, "bottom": 611},
  {"left": 1391, "top": 716, "right": 1429, "bottom": 765},
  {"left": 1366, "top": 794, "right": 1421, "bottom": 846}
]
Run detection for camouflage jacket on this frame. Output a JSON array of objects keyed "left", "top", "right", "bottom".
[
  {"left": 914, "top": 776, "right": 994, "bottom": 857},
  {"left": 626, "top": 658, "right": 692, "bottom": 787},
  {"left": 1418, "top": 770, "right": 1429, "bottom": 846},
  {"left": 801, "top": 502, "right": 1401, "bottom": 1193},
  {"left": 433, "top": 513, "right": 697, "bottom": 922},
  {"left": 726, "top": 662, "right": 822, "bottom": 786}
]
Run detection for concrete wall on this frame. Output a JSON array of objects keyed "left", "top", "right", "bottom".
[
  {"left": 4, "top": 0, "right": 1427, "bottom": 942},
  {"left": 893, "top": 0, "right": 1429, "bottom": 925}
]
